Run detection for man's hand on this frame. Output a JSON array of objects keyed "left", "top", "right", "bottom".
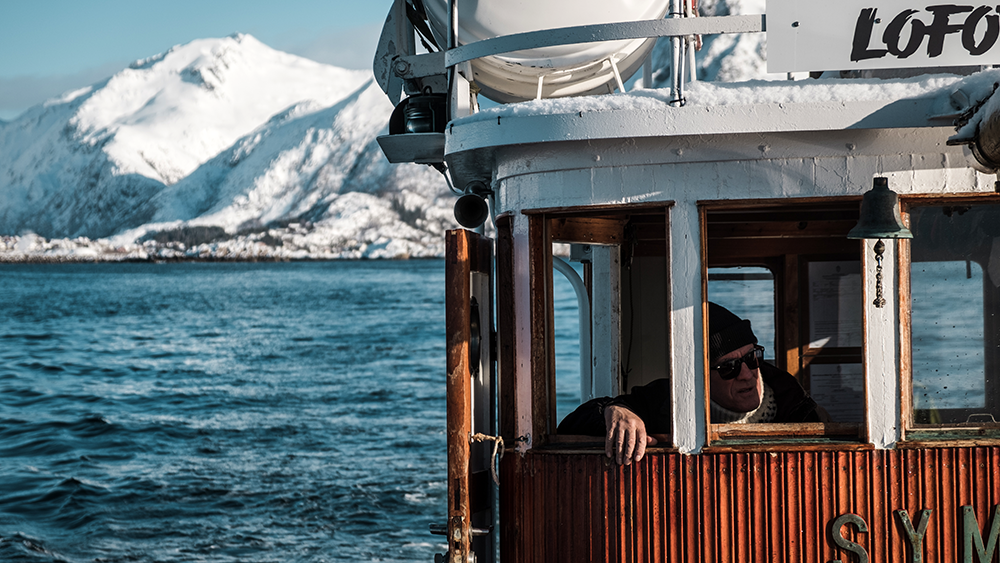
[{"left": 604, "top": 404, "right": 658, "bottom": 465}]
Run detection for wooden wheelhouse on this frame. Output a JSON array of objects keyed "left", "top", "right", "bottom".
[{"left": 375, "top": 0, "right": 1000, "bottom": 561}]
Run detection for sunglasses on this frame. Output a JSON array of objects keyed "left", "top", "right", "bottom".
[{"left": 712, "top": 346, "right": 765, "bottom": 380}]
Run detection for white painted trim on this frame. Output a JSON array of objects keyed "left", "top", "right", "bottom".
[
  {"left": 670, "top": 202, "right": 706, "bottom": 453},
  {"left": 863, "top": 238, "right": 902, "bottom": 448},
  {"left": 451, "top": 74, "right": 472, "bottom": 121},
  {"left": 447, "top": 99, "right": 947, "bottom": 156}
]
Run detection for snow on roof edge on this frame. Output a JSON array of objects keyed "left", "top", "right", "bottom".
[{"left": 456, "top": 69, "right": 1000, "bottom": 126}]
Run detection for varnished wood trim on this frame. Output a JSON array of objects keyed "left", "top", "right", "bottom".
[
  {"left": 469, "top": 234, "right": 492, "bottom": 275},
  {"left": 445, "top": 229, "right": 474, "bottom": 563},
  {"left": 664, "top": 208, "right": 673, "bottom": 445},
  {"left": 549, "top": 216, "right": 627, "bottom": 245},
  {"left": 899, "top": 193, "right": 1000, "bottom": 205},
  {"left": 711, "top": 422, "right": 862, "bottom": 439},
  {"left": 898, "top": 209, "right": 913, "bottom": 439},
  {"left": 697, "top": 195, "right": 862, "bottom": 210},
  {"left": 700, "top": 205, "right": 715, "bottom": 444},
  {"left": 896, "top": 438, "right": 1000, "bottom": 448},
  {"left": 497, "top": 216, "right": 517, "bottom": 444},
  {"left": 528, "top": 215, "right": 553, "bottom": 444},
  {"left": 859, "top": 238, "right": 871, "bottom": 444},
  {"left": 783, "top": 254, "right": 800, "bottom": 376},
  {"left": 702, "top": 441, "right": 876, "bottom": 453},
  {"left": 521, "top": 201, "right": 676, "bottom": 216}
]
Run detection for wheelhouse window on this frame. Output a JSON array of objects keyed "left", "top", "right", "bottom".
[
  {"left": 703, "top": 200, "right": 865, "bottom": 443},
  {"left": 904, "top": 201, "right": 1000, "bottom": 438},
  {"left": 528, "top": 206, "right": 672, "bottom": 445}
]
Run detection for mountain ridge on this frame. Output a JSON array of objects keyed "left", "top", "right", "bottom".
[{"left": 0, "top": 34, "right": 454, "bottom": 260}]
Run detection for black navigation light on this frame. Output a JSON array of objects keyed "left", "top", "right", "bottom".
[
  {"left": 387, "top": 89, "right": 448, "bottom": 136},
  {"left": 402, "top": 93, "right": 446, "bottom": 134}
]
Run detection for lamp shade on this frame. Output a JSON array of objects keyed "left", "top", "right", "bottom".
[{"left": 847, "top": 177, "right": 913, "bottom": 239}]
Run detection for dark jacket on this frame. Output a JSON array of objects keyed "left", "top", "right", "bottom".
[{"left": 556, "top": 362, "right": 821, "bottom": 436}]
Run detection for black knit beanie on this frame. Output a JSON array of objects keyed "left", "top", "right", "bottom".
[{"left": 708, "top": 302, "right": 758, "bottom": 362}]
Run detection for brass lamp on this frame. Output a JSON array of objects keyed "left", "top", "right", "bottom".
[{"left": 847, "top": 177, "right": 912, "bottom": 308}]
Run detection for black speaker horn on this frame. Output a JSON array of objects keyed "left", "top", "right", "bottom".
[{"left": 454, "top": 194, "right": 489, "bottom": 229}]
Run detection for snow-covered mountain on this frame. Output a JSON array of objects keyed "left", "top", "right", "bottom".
[
  {"left": 0, "top": 34, "right": 454, "bottom": 260},
  {"left": 0, "top": 4, "right": 776, "bottom": 262}
]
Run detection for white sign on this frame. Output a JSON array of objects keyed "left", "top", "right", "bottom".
[{"left": 767, "top": 0, "right": 1000, "bottom": 72}]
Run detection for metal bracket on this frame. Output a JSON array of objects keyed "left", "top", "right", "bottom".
[{"left": 392, "top": 52, "right": 447, "bottom": 80}]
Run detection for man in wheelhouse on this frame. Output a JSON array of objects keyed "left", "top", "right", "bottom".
[{"left": 558, "top": 302, "right": 826, "bottom": 465}]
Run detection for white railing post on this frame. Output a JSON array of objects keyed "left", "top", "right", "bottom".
[
  {"left": 609, "top": 56, "right": 626, "bottom": 93},
  {"left": 448, "top": 0, "right": 459, "bottom": 122},
  {"left": 642, "top": 51, "right": 653, "bottom": 89},
  {"left": 670, "top": 0, "right": 686, "bottom": 106},
  {"left": 685, "top": 0, "right": 697, "bottom": 82}
]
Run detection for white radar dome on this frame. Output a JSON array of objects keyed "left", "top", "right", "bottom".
[{"left": 421, "top": 0, "right": 670, "bottom": 102}]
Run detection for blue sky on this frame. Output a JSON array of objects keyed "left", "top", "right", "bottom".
[{"left": 0, "top": 0, "right": 391, "bottom": 120}]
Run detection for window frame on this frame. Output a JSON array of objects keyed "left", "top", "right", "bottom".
[
  {"left": 524, "top": 203, "right": 673, "bottom": 447},
  {"left": 900, "top": 195, "right": 1000, "bottom": 444},
  {"left": 700, "top": 198, "right": 867, "bottom": 446}
]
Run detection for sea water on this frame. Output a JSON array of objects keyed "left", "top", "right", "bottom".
[
  {"left": 0, "top": 261, "right": 455, "bottom": 562},
  {"left": 2, "top": 258, "right": 981, "bottom": 562}
]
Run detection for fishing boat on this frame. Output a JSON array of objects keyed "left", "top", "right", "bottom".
[{"left": 374, "top": 0, "right": 1000, "bottom": 560}]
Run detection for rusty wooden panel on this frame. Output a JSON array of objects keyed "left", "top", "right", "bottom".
[
  {"left": 501, "top": 447, "right": 1000, "bottom": 563},
  {"left": 445, "top": 229, "right": 474, "bottom": 563}
]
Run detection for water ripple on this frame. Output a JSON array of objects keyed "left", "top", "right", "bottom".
[{"left": 0, "top": 261, "right": 452, "bottom": 563}]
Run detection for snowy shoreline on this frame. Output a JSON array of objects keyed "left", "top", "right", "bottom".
[
  {"left": 0, "top": 255, "right": 436, "bottom": 263},
  {"left": 0, "top": 229, "right": 446, "bottom": 263}
]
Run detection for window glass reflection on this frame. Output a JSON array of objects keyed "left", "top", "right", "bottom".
[
  {"left": 912, "top": 260, "right": 985, "bottom": 416},
  {"left": 909, "top": 204, "right": 999, "bottom": 426},
  {"left": 708, "top": 267, "right": 775, "bottom": 355}
]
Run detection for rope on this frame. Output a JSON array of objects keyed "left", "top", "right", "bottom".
[{"left": 470, "top": 433, "right": 505, "bottom": 486}]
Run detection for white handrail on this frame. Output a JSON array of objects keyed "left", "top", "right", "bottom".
[
  {"left": 443, "top": 15, "right": 765, "bottom": 68},
  {"left": 553, "top": 256, "right": 594, "bottom": 404}
]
